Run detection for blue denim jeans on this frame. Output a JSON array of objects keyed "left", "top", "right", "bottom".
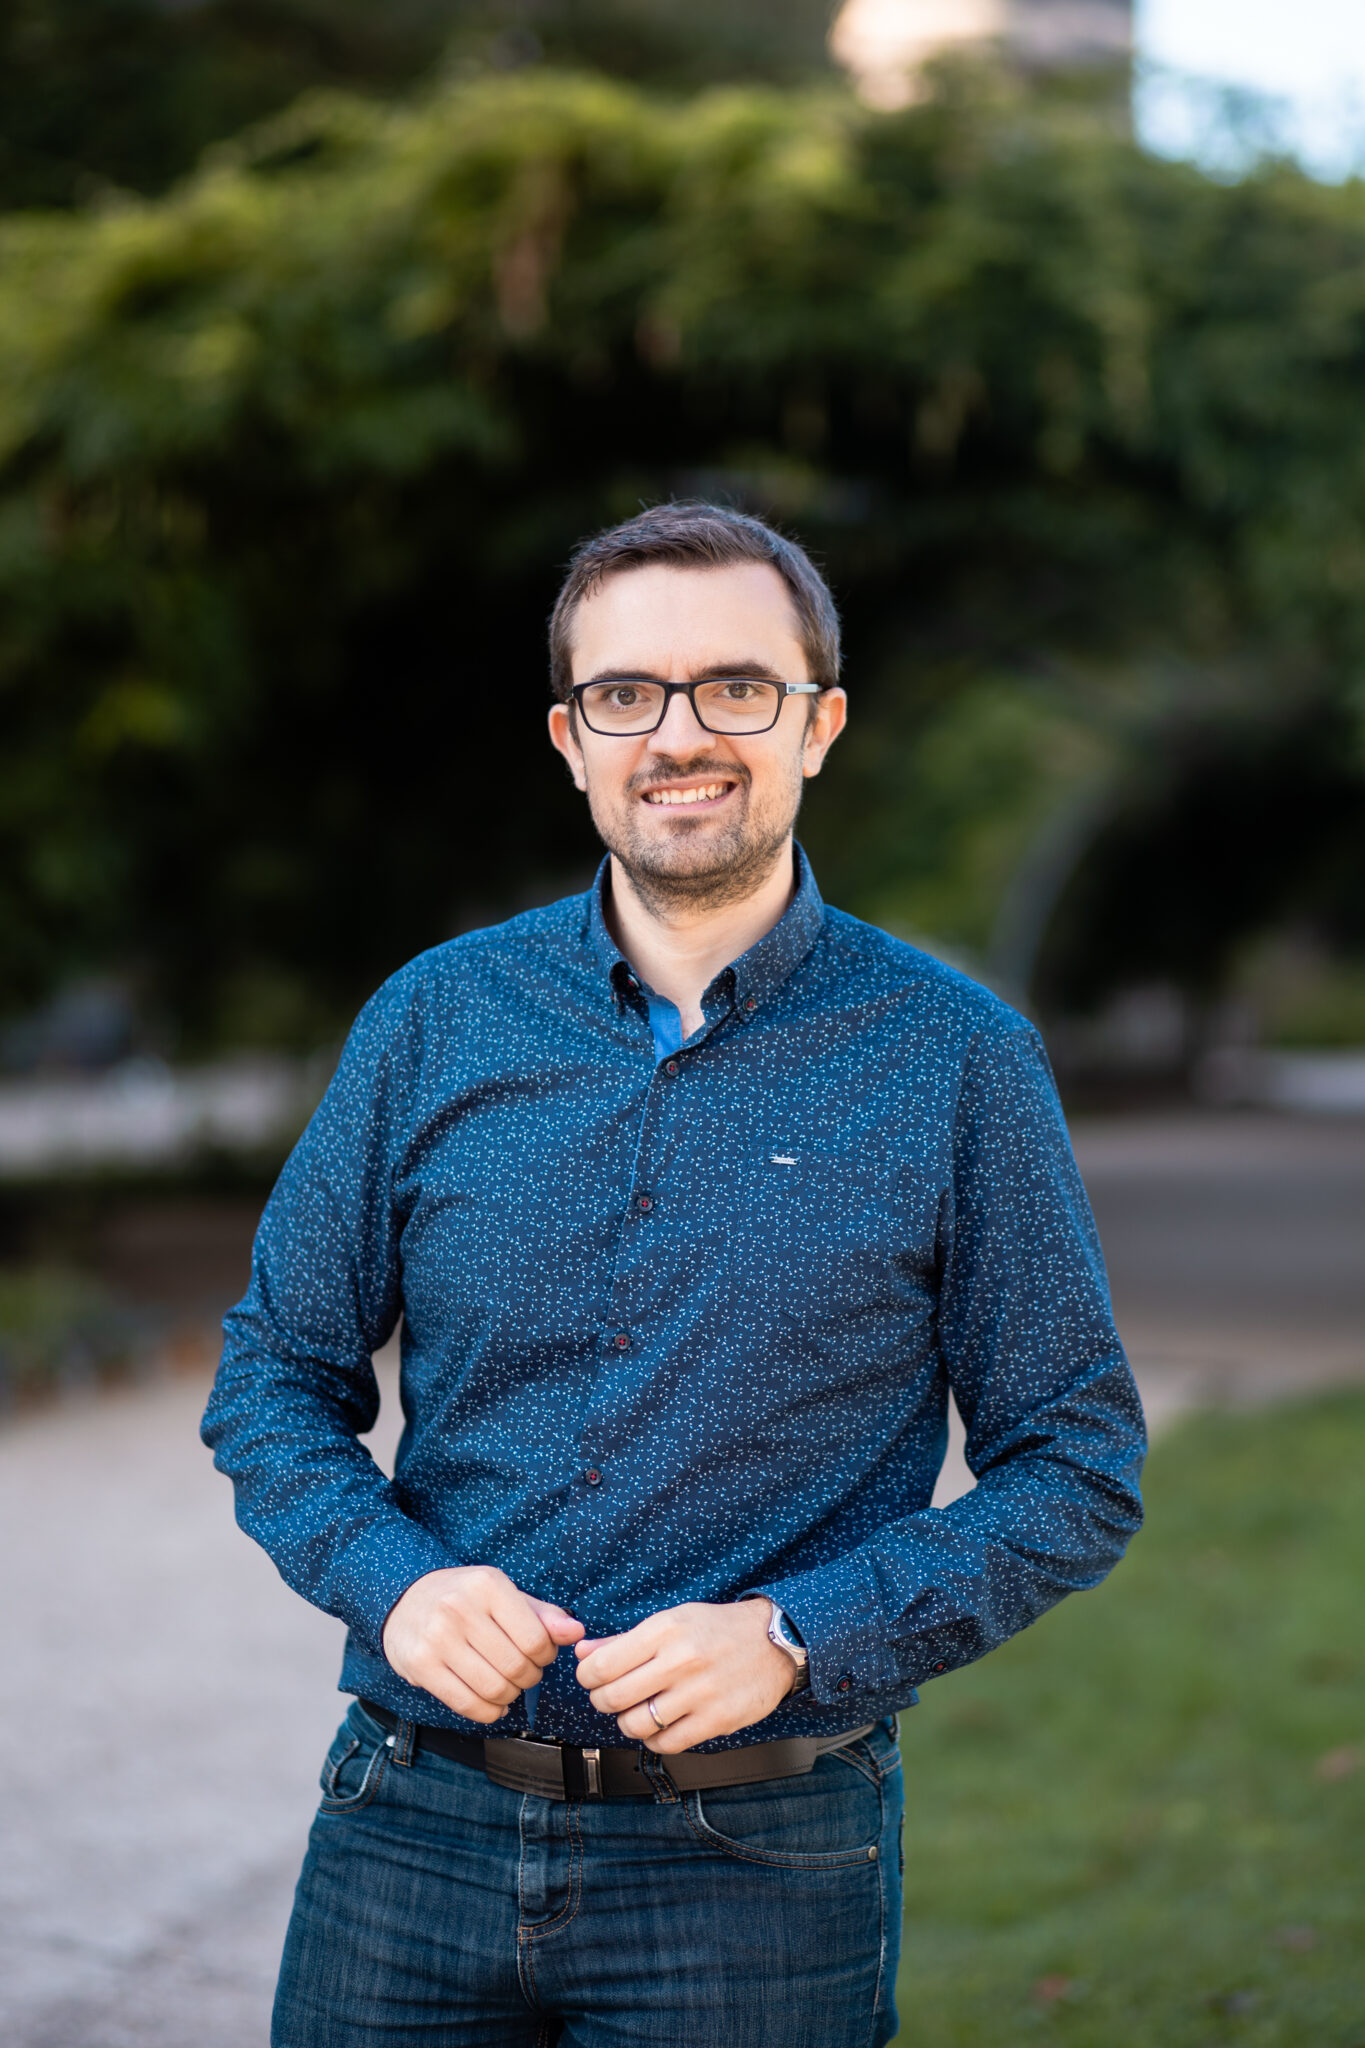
[{"left": 273, "top": 1700, "right": 904, "bottom": 2047}]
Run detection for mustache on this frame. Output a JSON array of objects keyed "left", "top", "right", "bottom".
[{"left": 625, "top": 755, "right": 750, "bottom": 797}]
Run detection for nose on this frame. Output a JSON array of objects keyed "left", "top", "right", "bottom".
[{"left": 648, "top": 687, "right": 716, "bottom": 753}]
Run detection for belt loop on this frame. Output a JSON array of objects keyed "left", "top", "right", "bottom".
[
  {"left": 392, "top": 1716, "right": 417, "bottom": 1767},
  {"left": 639, "top": 1748, "right": 680, "bottom": 1805}
]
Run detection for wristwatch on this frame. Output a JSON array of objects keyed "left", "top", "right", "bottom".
[{"left": 764, "top": 1600, "right": 811, "bottom": 1694}]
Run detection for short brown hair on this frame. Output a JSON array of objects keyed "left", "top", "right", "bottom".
[{"left": 548, "top": 501, "right": 841, "bottom": 700}]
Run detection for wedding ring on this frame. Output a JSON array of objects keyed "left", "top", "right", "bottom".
[{"left": 646, "top": 1694, "right": 668, "bottom": 1732}]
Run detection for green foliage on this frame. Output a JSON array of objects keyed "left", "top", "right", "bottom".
[
  {"left": 1, "top": 68, "right": 1364, "bottom": 1038},
  {"left": 1266, "top": 967, "right": 1365, "bottom": 1048},
  {"left": 0, "top": 1261, "right": 134, "bottom": 1401},
  {"left": 1230, "top": 936, "right": 1365, "bottom": 1048},
  {"left": 0, "top": 0, "right": 838, "bottom": 209},
  {"left": 0, "top": 0, "right": 464, "bottom": 208},
  {"left": 454, "top": 0, "right": 839, "bottom": 95},
  {"left": 893, "top": 1393, "right": 1365, "bottom": 2045}
]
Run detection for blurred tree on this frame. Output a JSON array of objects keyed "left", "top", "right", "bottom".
[
  {"left": 0, "top": 0, "right": 837, "bottom": 209},
  {"left": 454, "top": 0, "right": 838, "bottom": 91},
  {"left": 0, "top": 68, "right": 1363, "bottom": 1047},
  {"left": 0, "top": 0, "right": 460, "bottom": 207}
]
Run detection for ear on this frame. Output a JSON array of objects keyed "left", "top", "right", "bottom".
[
  {"left": 548, "top": 701, "right": 588, "bottom": 792},
  {"left": 801, "top": 687, "right": 847, "bottom": 779}
]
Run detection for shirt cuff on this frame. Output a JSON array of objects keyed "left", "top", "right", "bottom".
[
  {"left": 745, "top": 1562, "right": 972, "bottom": 1709},
  {"left": 323, "top": 1513, "right": 459, "bottom": 1658}
]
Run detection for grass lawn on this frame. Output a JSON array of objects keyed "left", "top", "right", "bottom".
[{"left": 892, "top": 1392, "right": 1365, "bottom": 2047}]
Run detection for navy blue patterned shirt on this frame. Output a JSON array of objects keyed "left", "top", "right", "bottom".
[{"left": 203, "top": 848, "right": 1144, "bottom": 1749}]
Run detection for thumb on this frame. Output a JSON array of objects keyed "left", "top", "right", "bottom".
[{"left": 526, "top": 1596, "right": 586, "bottom": 1646}]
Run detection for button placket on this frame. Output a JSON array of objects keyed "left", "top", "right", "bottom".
[{"left": 582, "top": 1035, "right": 691, "bottom": 1472}]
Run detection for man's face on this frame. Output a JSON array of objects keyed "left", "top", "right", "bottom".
[{"left": 547, "top": 561, "right": 846, "bottom": 908}]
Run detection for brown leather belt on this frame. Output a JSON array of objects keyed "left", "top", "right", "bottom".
[{"left": 360, "top": 1700, "right": 874, "bottom": 1801}]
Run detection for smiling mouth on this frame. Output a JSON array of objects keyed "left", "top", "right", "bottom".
[{"left": 641, "top": 779, "right": 738, "bottom": 807}]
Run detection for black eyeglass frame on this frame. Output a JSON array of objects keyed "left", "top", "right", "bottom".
[{"left": 568, "top": 677, "right": 826, "bottom": 737}]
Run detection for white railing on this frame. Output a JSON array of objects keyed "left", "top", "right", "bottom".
[
  {"left": 1194, "top": 1048, "right": 1365, "bottom": 1114},
  {"left": 0, "top": 1056, "right": 329, "bottom": 1176}
]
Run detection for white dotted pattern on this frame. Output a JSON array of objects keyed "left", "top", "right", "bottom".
[{"left": 202, "top": 850, "right": 1145, "bottom": 1750}]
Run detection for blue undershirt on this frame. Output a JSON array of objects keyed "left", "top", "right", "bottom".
[{"left": 641, "top": 986, "right": 685, "bottom": 1062}]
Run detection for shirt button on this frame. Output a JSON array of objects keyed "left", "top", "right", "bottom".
[
  {"left": 932, "top": 1662, "right": 947, "bottom": 1673},
  {"left": 583, "top": 1468, "right": 602, "bottom": 1486},
  {"left": 637, "top": 1194, "right": 654, "bottom": 1212},
  {"left": 614, "top": 1332, "right": 631, "bottom": 1350},
  {"left": 835, "top": 1674, "right": 853, "bottom": 1694},
  {"left": 744, "top": 997, "right": 757, "bottom": 1012},
  {"left": 664, "top": 1059, "right": 679, "bottom": 1076}
]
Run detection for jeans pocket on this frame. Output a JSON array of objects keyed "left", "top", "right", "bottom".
[
  {"left": 318, "top": 1711, "right": 390, "bottom": 1815},
  {"left": 684, "top": 1757, "right": 884, "bottom": 1870}
]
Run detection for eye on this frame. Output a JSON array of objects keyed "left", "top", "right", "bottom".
[
  {"left": 607, "top": 685, "right": 641, "bottom": 707},
  {"left": 717, "top": 679, "right": 760, "bottom": 700}
]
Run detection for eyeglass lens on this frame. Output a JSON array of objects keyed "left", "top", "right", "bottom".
[{"left": 577, "top": 679, "right": 782, "bottom": 733}]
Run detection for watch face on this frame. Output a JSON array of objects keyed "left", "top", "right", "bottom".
[{"left": 771, "top": 1607, "right": 807, "bottom": 1660}]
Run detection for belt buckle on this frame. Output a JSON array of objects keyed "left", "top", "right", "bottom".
[{"left": 561, "top": 1744, "right": 604, "bottom": 1800}]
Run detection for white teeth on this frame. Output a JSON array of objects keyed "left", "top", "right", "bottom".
[{"left": 645, "top": 784, "right": 728, "bottom": 806}]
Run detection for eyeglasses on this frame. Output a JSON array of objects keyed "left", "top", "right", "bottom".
[{"left": 569, "top": 677, "right": 824, "bottom": 737}]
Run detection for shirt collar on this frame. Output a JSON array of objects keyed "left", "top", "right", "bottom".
[{"left": 587, "top": 843, "right": 825, "bottom": 1019}]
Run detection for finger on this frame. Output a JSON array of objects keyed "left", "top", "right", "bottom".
[
  {"left": 586, "top": 1656, "right": 671, "bottom": 1718},
  {"left": 611, "top": 1668, "right": 708, "bottom": 1743},
  {"left": 466, "top": 1605, "right": 553, "bottom": 1686},
  {"left": 435, "top": 1643, "right": 525, "bottom": 1711},
  {"left": 462, "top": 1613, "right": 546, "bottom": 1692},
  {"left": 613, "top": 1699, "right": 673, "bottom": 1745},
  {"left": 486, "top": 1590, "right": 559, "bottom": 1666},
  {"left": 421, "top": 1607, "right": 536, "bottom": 1693},
  {"left": 575, "top": 1619, "right": 664, "bottom": 1688},
  {"left": 420, "top": 1663, "right": 516, "bottom": 1726},
  {"left": 632, "top": 1709, "right": 705, "bottom": 1756},
  {"left": 526, "top": 1597, "right": 586, "bottom": 1646}
]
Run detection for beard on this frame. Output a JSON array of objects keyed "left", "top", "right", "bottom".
[{"left": 586, "top": 750, "right": 803, "bottom": 916}]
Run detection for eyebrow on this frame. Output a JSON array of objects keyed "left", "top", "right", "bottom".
[{"left": 579, "top": 659, "right": 789, "bottom": 686}]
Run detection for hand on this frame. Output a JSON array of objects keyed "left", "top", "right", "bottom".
[
  {"left": 382, "top": 1566, "right": 583, "bottom": 1724},
  {"left": 573, "top": 1599, "right": 796, "bottom": 1753}
]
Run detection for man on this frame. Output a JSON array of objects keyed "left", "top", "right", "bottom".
[{"left": 203, "top": 502, "right": 1144, "bottom": 2047}]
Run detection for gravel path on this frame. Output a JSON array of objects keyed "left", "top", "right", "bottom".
[
  {"left": 2, "top": 1112, "right": 1361, "bottom": 2046},
  {"left": 0, "top": 1370, "right": 360, "bottom": 2047}
]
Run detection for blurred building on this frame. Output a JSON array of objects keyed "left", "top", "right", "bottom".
[{"left": 831, "top": 0, "right": 1133, "bottom": 107}]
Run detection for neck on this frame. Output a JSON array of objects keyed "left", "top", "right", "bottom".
[{"left": 605, "top": 843, "right": 797, "bottom": 1037}]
